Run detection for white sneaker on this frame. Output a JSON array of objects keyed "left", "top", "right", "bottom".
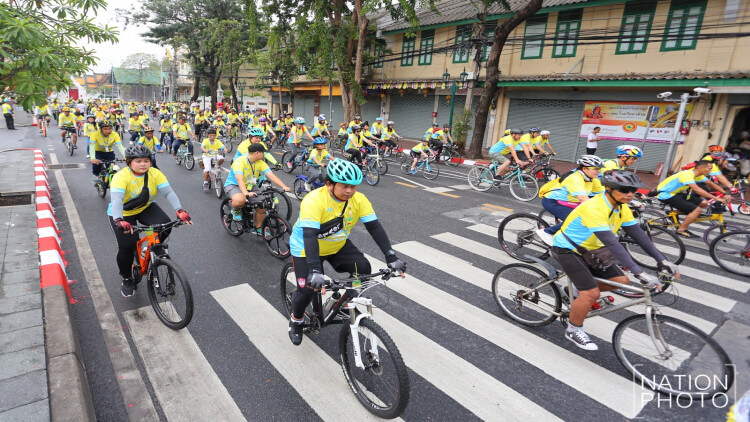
[
  {"left": 565, "top": 329, "right": 598, "bottom": 351},
  {"left": 536, "top": 228, "right": 554, "bottom": 246},
  {"left": 304, "top": 182, "right": 312, "bottom": 191}
]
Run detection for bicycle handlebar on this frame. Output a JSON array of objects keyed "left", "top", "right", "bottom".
[
  {"left": 325, "top": 268, "right": 400, "bottom": 289},
  {"left": 133, "top": 220, "right": 185, "bottom": 233}
]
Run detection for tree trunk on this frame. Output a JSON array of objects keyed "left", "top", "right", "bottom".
[
  {"left": 191, "top": 77, "right": 200, "bottom": 103},
  {"left": 464, "top": 4, "right": 487, "bottom": 114},
  {"left": 468, "top": 0, "right": 543, "bottom": 158},
  {"left": 228, "top": 75, "right": 238, "bottom": 109}
]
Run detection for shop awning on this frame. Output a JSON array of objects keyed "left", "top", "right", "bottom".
[{"left": 496, "top": 71, "right": 750, "bottom": 88}]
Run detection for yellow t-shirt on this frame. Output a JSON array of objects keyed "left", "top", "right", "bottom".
[
  {"left": 201, "top": 138, "right": 225, "bottom": 154},
  {"left": 83, "top": 122, "right": 98, "bottom": 137},
  {"left": 89, "top": 131, "right": 123, "bottom": 153},
  {"left": 129, "top": 117, "right": 144, "bottom": 131},
  {"left": 544, "top": 171, "right": 605, "bottom": 202},
  {"left": 58, "top": 113, "right": 77, "bottom": 128},
  {"left": 174, "top": 123, "right": 192, "bottom": 140},
  {"left": 657, "top": 170, "right": 697, "bottom": 200},
  {"left": 307, "top": 148, "right": 331, "bottom": 166},
  {"left": 138, "top": 136, "right": 160, "bottom": 153},
  {"left": 108, "top": 167, "right": 170, "bottom": 217},
  {"left": 552, "top": 193, "right": 637, "bottom": 251},
  {"left": 225, "top": 157, "right": 270, "bottom": 189}
]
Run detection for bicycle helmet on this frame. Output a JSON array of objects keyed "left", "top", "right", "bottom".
[
  {"left": 443, "top": 123, "right": 450, "bottom": 129},
  {"left": 510, "top": 128, "right": 522, "bottom": 135},
  {"left": 318, "top": 114, "right": 326, "bottom": 120},
  {"left": 375, "top": 117, "right": 382, "bottom": 121},
  {"left": 86, "top": 114, "right": 95, "bottom": 120},
  {"left": 577, "top": 155, "right": 604, "bottom": 168},
  {"left": 601, "top": 169, "right": 644, "bottom": 189},
  {"left": 708, "top": 145, "right": 723, "bottom": 152},
  {"left": 387, "top": 120, "right": 394, "bottom": 125},
  {"left": 125, "top": 144, "right": 152, "bottom": 159},
  {"left": 142, "top": 126, "right": 155, "bottom": 133},
  {"left": 294, "top": 117, "right": 305, "bottom": 124},
  {"left": 258, "top": 116, "right": 267, "bottom": 122},
  {"left": 62, "top": 107, "right": 70, "bottom": 112},
  {"left": 98, "top": 121, "right": 112, "bottom": 128},
  {"left": 248, "top": 127, "right": 264, "bottom": 137},
  {"left": 326, "top": 159, "right": 363, "bottom": 185},
  {"left": 353, "top": 114, "right": 361, "bottom": 120},
  {"left": 432, "top": 122, "right": 439, "bottom": 127},
  {"left": 529, "top": 127, "right": 540, "bottom": 133},
  {"left": 540, "top": 130, "right": 550, "bottom": 136},
  {"left": 351, "top": 124, "right": 361, "bottom": 131},
  {"left": 616, "top": 145, "right": 643, "bottom": 157},
  {"left": 313, "top": 136, "right": 327, "bottom": 145},
  {"left": 711, "top": 151, "right": 735, "bottom": 161},
  {"left": 504, "top": 129, "right": 511, "bottom": 136}
]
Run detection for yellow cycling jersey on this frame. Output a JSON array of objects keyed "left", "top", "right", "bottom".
[
  {"left": 227, "top": 113, "right": 239, "bottom": 124},
  {"left": 307, "top": 148, "right": 331, "bottom": 166},
  {"left": 600, "top": 159, "right": 624, "bottom": 176},
  {"left": 174, "top": 123, "right": 192, "bottom": 140},
  {"left": 37, "top": 104, "right": 49, "bottom": 115},
  {"left": 89, "top": 130, "right": 124, "bottom": 153},
  {"left": 543, "top": 171, "right": 605, "bottom": 202},
  {"left": 657, "top": 170, "right": 698, "bottom": 200},
  {"left": 160, "top": 119, "right": 172, "bottom": 132},
  {"left": 58, "top": 113, "right": 77, "bottom": 128},
  {"left": 108, "top": 167, "right": 170, "bottom": 217},
  {"left": 412, "top": 142, "right": 430, "bottom": 153},
  {"left": 138, "top": 136, "right": 160, "bottom": 153},
  {"left": 129, "top": 117, "right": 144, "bottom": 131},
  {"left": 225, "top": 156, "right": 270, "bottom": 189},
  {"left": 201, "top": 138, "right": 225, "bottom": 153},
  {"left": 83, "top": 122, "right": 98, "bottom": 137},
  {"left": 381, "top": 128, "right": 396, "bottom": 140},
  {"left": 552, "top": 193, "right": 637, "bottom": 251}
]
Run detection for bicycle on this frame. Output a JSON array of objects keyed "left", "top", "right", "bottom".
[
  {"left": 645, "top": 195, "right": 743, "bottom": 245},
  {"left": 279, "top": 264, "right": 410, "bottom": 419},
  {"left": 364, "top": 145, "right": 388, "bottom": 175},
  {"left": 200, "top": 153, "right": 227, "bottom": 199},
  {"left": 359, "top": 155, "right": 382, "bottom": 186},
  {"left": 40, "top": 117, "right": 48, "bottom": 137},
  {"left": 491, "top": 258, "right": 734, "bottom": 399},
  {"left": 174, "top": 140, "right": 195, "bottom": 170},
  {"left": 709, "top": 229, "right": 750, "bottom": 276},
  {"left": 94, "top": 159, "right": 124, "bottom": 198},
  {"left": 467, "top": 160, "right": 539, "bottom": 202},
  {"left": 219, "top": 185, "right": 292, "bottom": 259},
  {"left": 131, "top": 221, "right": 194, "bottom": 330},
  {"left": 399, "top": 153, "right": 438, "bottom": 180},
  {"left": 292, "top": 166, "right": 326, "bottom": 200},
  {"left": 63, "top": 130, "right": 74, "bottom": 156},
  {"left": 281, "top": 143, "right": 312, "bottom": 174},
  {"left": 437, "top": 143, "right": 461, "bottom": 167},
  {"left": 526, "top": 154, "right": 560, "bottom": 182}
]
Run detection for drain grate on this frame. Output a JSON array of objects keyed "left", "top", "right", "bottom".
[
  {"left": 48, "top": 163, "right": 85, "bottom": 169},
  {"left": 0, "top": 193, "right": 33, "bottom": 206}
]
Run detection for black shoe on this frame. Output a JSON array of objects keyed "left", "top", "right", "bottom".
[
  {"left": 121, "top": 278, "right": 135, "bottom": 297},
  {"left": 288, "top": 319, "right": 303, "bottom": 345}
]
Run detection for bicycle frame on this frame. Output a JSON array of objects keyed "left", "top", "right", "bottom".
[{"left": 134, "top": 231, "right": 161, "bottom": 276}]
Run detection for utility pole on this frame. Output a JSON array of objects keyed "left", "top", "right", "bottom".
[{"left": 464, "top": 4, "right": 488, "bottom": 115}]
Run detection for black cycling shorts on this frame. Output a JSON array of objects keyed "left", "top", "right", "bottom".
[
  {"left": 660, "top": 192, "right": 703, "bottom": 214},
  {"left": 552, "top": 247, "right": 624, "bottom": 291}
]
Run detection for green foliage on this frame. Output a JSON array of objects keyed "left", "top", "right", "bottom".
[
  {"left": 0, "top": 0, "right": 119, "bottom": 110},
  {"left": 452, "top": 109, "right": 473, "bottom": 153}
]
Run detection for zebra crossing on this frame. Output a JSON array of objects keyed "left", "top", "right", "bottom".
[{"left": 117, "top": 207, "right": 746, "bottom": 421}]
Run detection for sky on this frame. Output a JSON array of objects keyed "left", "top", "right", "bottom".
[{"left": 80, "top": 0, "right": 166, "bottom": 74}]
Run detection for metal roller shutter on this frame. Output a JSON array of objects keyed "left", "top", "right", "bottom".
[
  {"left": 360, "top": 99, "right": 381, "bottom": 123},
  {"left": 320, "top": 96, "right": 345, "bottom": 125},
  {"left": 506, "top": 99, "right": 585, "bottom": 163},
  {"left": 293, "top": 95, "right": 316, "bottom": 123},
  {"left": 388, "top": 94, "right": 436, "bottom": 139},
  {"left": 593, "top": 141, "right": 668, "bottom": 173}
]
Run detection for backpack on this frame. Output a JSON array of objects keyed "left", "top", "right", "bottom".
[{"left": 538, "top": 170, "right": 576, "bottom": 198}]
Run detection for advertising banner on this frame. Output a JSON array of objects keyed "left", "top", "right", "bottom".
[{"left": 579, "top": 101, "right": 693, "bottom": 144}]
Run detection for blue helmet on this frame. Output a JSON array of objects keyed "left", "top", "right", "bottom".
[
  {"left": 294, "top": 117, "right": 305, "bottom": 124},
  {"left": 313, "top": 136, "right": 327, "bottom": 145},
  {"left": 326, "top": 159, "right": 362, "bottom": 185},
  {"left": 248, "top": 127, "right": 264, "bottom": 137},
  {"left": 616, "top": 145, "right": 643, "bottom": 157}
]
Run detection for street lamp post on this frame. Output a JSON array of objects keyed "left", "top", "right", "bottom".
[
  {"left": 238, "top": 81, "right": 247, "bottom": 109},
  {"left": 657, "top": 87, "right": 711, "bottom": 182},
  {"left": 201, "top": 82, "right": 207, "bottom": 110},
  {"left": 443, "top": 68, "right": 469, "bottom": 128}
]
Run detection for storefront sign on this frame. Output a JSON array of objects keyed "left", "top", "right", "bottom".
[{"left": 579, "top": 101, "right": 693, "bottom": 144}]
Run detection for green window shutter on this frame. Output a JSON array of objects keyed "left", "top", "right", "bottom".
[
  {"left": 373, "top": 45, "right": 384, "bottom": 68},
  {"left": 661, "top": 0, "right": 707, "bottom": 51},
  {"left": 401, "top": 36, "right": 415, "bottom": 66},
  {"left": 453, "top": 25, "right": 471, "bottom": 63},
  {"left": 482, "top": 26, "right": 495, "bottom": 62},
  {"left": 522, "top": 15, "right": 548, "bottom": 60},
  {"left": 552, "top": 10, "right": 582, "bottom": 58},
  {"left": 418, "top": 30, "right": 434, "bottom": 65},
  {"left": 617, "top": 1, "right": 656, "bottom": 54}
]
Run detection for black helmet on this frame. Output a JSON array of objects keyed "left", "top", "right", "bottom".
[
  {"left": 351, "top": 124, "right": 361, "bottom": 131},
  {"left": 443, "top": 123, "right": 450, "bottom": 128},
  {"left": 125, "top": 144, "right": 152, "bottom": 159},
  {"left": 529, "top": 127, "right": 540, "bottom": 133},
  {"left": 601, "top": 170, "right": 644, "bottom": 190},
  {"left": 510, "top": 128, "right": 522, "bottom": 135}
]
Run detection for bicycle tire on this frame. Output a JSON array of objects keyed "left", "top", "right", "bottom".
[
  {"left": 42, "top": 124, "right": 47, "bottom": 137},
  {"left": 467, "top": 166, "right": 494, "bottom": 191},
  {"left": 175, "top": 154, "right": 182, "bottom": 166},
  {"left": 215, "top": 176, "right": 224, "bottom": 199},
  {"left": 446, "top": 150, "right": 461, "bottom": 167},
  {"left": 185, "top": 154, "right": 195, "bottom": 170},
  {"left": 509, "top": 173, "right": 538, "bottom": 202},
  {"left": 399, "top": 162, "right": 411, "bottom": 175},
  {"left": 536, "top": 209, "right": 560, "bottom": 226},
  {"left": 67, "top": 140, "right": 74, "bottom": 156},
  {"left": 709, "top": 230, "right": 750, "bottom": 276},
  {"left": 262, "top": 214, "right": 291, "bottom": 259},
  {"left": 492, "top": 263, "right": 561, "bottom": 326},
  {"left": 622, "top": 225, "right": 685, "bottom": 271},
  {"left": 635, "top": 207, "right": 667, "bottom": 225},
  {"left": 148, "top": 258, "right": 194, "bottom": 330},
  {"left": 272, "top": 190, "right": 293, "bottom": 222},
  {"left": 220, "top": 198, "right": 243, "bottom": 237},
  {"left": 293, "top": 178, "right": 308, "bottom": 200},
  {"left": 224, "top": 139, "right": 234, "bottom": 153},
  {"left": 280, "top": 151, "right": 295, "bottom": 173},
  {"left": 97, "top": 179, "right": 108, "bottom": 198},
  {"left": 375, "top": 159, "right": 388, "bottom": 176},
  {"left": 540, "top": 168, "right": 560, "bottom": 182},
  {"left": 339, "top": 317, "right": 410, "bottom": 419},
  {"left": 364, "top": 165, "right": 380, "bottom": 186},
  {"left": 497, "top": 213, "right": 550, "bottom": 263},
  {"left": 702, "top": 223, "right": 746, "bottom": 246},
  {"left": 422, "top": 162, "right": 439, "bottom": 180},
  {"left": 613, "top": 314, "right": 734, "bottom": 398}
]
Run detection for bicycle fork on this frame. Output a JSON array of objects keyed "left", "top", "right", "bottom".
[{"left": 346, "top": 299, "right": 378, "bottom": 370}]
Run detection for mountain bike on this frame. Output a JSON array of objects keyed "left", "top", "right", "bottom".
[
  {"left": 709, "top": 229, "right": 750, "bottom": 276},
  {"left": 491, "top": 259, "right": 733, "bottom": 399},
  {"left": 437, "top": 143, "right": 461, "bottom": 167},
  {"left": 467, "top": 160, "right": 539, "bottom": 202},
  {"left": 280, "top": 264, "right": 410, "bottom": 419},
  {"left": 527, "top": 154, "right": 560, "bottom": 182},
  {"left": 200, "top": 153, "right": 226, "bottom": 198},
  {"left": 94, "top": 159, "right": 124, "bottom": 198},
  {"left": 131, "top": 221, "right": 193, "bottom": 330},
  {"left": 646, "top": 195, "right": 742, "bottom": 245},
  {"left": 219, "top": 185, "right": 292, "bottom": 259},
  {"left": 281, "top": 143, "right": 312, "bottom": 174},
  {"left": 174, "top": 140, "right": 195, "bottom": 170},
  {"left": 400, "top": 154, "right": 438, "bottom": 180}
]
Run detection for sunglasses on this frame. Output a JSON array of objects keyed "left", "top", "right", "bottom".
[
  {"left": 584, "top": 167, "right": 601, "bottom": 171},
  {"left": 616, "top": 187, "right": 638, "bottom": 194}
]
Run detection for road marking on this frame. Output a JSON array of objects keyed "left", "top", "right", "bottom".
[
  {"left": 364, "top": 255, "right": 646, "bottom": 418},
  {"left": 483, "top": 203, "right": 513, "bottom": 212},
  {"left": 50, "top": 153, "right": 158, "bottom": 420},
  {"left": 449, "top": 184, "right": 473, "bottom": 190},
  {"left": 479, "top": 207, "right": 496, "bottom": 212},
  {"left": 211, "top": 284, "right": 402, "bottom": 422},
  {"left": 436, "top": 192, "right": 461, "bottom": 198},
  {"left": 385, "top": 174, "right": 429, "bottom": 188},
  {"left": 394, "top": 181, "right": 418, "bottom": 188},
  {"left": 123, "top": 307, "right": 245, "bottom": 421},
  {"left": 423, "top": 186, "right": 454, "bottom": 193}
]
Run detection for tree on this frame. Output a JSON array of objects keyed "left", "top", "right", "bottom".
[
  {"left": 467, "top": 0, "right": 543, "bottom": 158},
  {"left": 0, "top": 0, "right": 118, "bottom": 109}
]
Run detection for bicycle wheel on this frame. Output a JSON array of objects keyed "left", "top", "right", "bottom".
[
  {"left": 536, "top": 209, "right": 559, "bottom": 226},
  {"left": 272, "top": 190, "right": 293, "bottom": 221},
  {"left": 539, "top": 168, "right": 560, "bottom": 182},
  {"left": 293, "top": 178, "right": 308, "bottom": 200},
  {"left": 497, "top": 213, "right": 550, "bottom": 263},
  {"left": 67, "top": 140, "right": 74, "bottom": 156},
  {"left": 467, "top": 166, "right": 494, "bottom": 191},
  {"left": 421, "top": 163, "right": 439, "bottom": 180},
  {"left": 96, "top": 175, "right": 108, "bottom": 198},
  {"left": 148, "top": 258, "right": 194, "bottom": 330},
  {"left": 42, "top": 123, "right": 47, "bottom": 137},
  {"left": 280, "top": 151, "right": 295, "bottom": 173},
  {"left": 635, "top": 207, "right": 667, "bottom": 225},
  {"left": 220, "top": 198, "right": 243, "bottom": 236},
  {"left": 375, "top": 159, "right": 388, "bottom": 176},
  {"left": 446, "top": 150, "right": 461, "bottom": 167},
  {"left": 224, "top": 139, "right": 234, "bottom": 153},
  {"left": 175, "top": 153, "right": 182, "bottom": 166},
  {"left": 613, "top": 314, "right": 733, "bottom": 398},
  {"left": 399, "top": 162, "right": 411, "bottom": 175},
  {"left": 185, "top": 154, "right": 195, "bottom": 170},
  {"left": 214, "top": 176, "right": 224, "bottom": 199},
  {"left": 622, "top": 225, "right": 685, "bottom": 271},
  {"left": 364, "top": 165, "right": 380, "bottom": 186},
  {"left": 279, "top": 263, "right": 296, "bottom": 318},
  {"left": 509, "top": 173, "right": 538, "bottom": 202},
  {"left": 339, "top": 318, "right": 410, "bottom": 419},
  {"left": 702, "top": 223, "right": 746, "bottom": 246},
  {"left": 261, "top": 214, "right": 291, "bottom": 259},
  {"left": 709, "top": 230, "right": 750, "bottom": 276},
  {"left": 492, "top": 263, "right": 561, "bottom": 326}
]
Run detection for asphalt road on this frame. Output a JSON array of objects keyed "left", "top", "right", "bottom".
[{"left": 10, "top": 119, "right": 749, "bottom": 422}]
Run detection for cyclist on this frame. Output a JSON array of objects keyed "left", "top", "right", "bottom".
[
  {"left": 36, "top": 102, "right": 51, "bottom": 132},
  {"left": 601, "top": 145, "right": 642, "bottom": 175},
  {"left": 698, "top": 151, "right": 737, "bottom": 194},
  {"left": 83, "top": 115, "right": 98, "bottom": 158},
  {"left": 408, "top": 137, "right": 432, "bottom": 175},
  {"left": 224, "top": 143, "right": 290, "bottom": 230},
  {"left": 488, "top": 128, "right": 528, "bottom": 179},
  {"left": 109, "top": 144, "right": 192, "bottom": 297},
  {"left": 336, "top": 122, "right": 347, "bottom": 139},
  {"left": 533, "top": 130, "right": 557, "bottom": 156},
  {"left": 172, "top": 115, "right": 195, "bottom": 156},
  {"left": 380, "top": 121, "right": 401, "bottom": 157},
  {"left": 227, "top": 108, "right": 240, "bottom": 137},
  {"left": 286, "top": 117, "right": 314, "bottom": 168},
  {"left": 347, "top": 114, "right": 363, "bottom": 132},
  {"left": 89, "top": 122, "right": 126, "bottom": 184},
  {"left": 423, "top": 122, "right": 439, "bottom": 140},
  {"left": 429, "top": 124, "right": 454, "bottom": 162},
  {"left": 283, "top": 112, "right": 294, "bottom": 129},
  {"left": 345, "top": 125, "right": 369, "bottom": 166},
  {"left": 128, "top": 111, "right": 145, "bottom": 144},
  {"left": 236, "top": 127, "right": 280, "bottom": 170},
  {"left": 311, "top": 115, "right": 331, "bottom": 139},
  {"left": 200, "top": 129, "right": 226, "bottom": 191},
  {"left": 159, "top": 114, "right": 174, "bottom": 152},
  {"left": 305, "top": 136, "right": 334, "bottom": 190},
  {"left": 371, "top": 117, "right": 385, "bottom": 139},
  {"left": 656, "top": 160, "right": 726, "bottom": 238},
  {"left": 552, "top": 170, "right": 679, "bottom": 351},
  {"left": 136, "top": 127, "right": 161, "bottom": 168},
  {"left": 58, "top": 107, "right": 78, "bottom": 148},
  {"left": 287, "top": 160, "right": 406, "bottom": 345},
  {"left": 255, "top": 117, "right": 277, "bottom": 145},
  {"left": 517, "top": 128, "right": 541, "bottom": 161},
  {"left": 537, "top": 155, "right": 605, "bottom": 245}
]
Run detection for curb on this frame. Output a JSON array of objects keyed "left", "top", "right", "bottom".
[{"left": 32, "top": 150, "right": 96, "bottom": 421}]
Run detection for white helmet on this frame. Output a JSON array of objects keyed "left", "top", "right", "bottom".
[
  {"left": 577, "top": 155, "right": 604, "bottom": 168},
  {"left": 540, "top": 130, "right": 550, "bottom": 136}
]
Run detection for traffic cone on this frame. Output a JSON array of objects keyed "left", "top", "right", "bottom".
[{"left": 32, "top": 120, "right": 38, "bottom": 126}]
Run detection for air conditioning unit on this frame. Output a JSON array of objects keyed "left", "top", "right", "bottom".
[{"left": 465, "top": 72, "right": 477, "bottom": 80}]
